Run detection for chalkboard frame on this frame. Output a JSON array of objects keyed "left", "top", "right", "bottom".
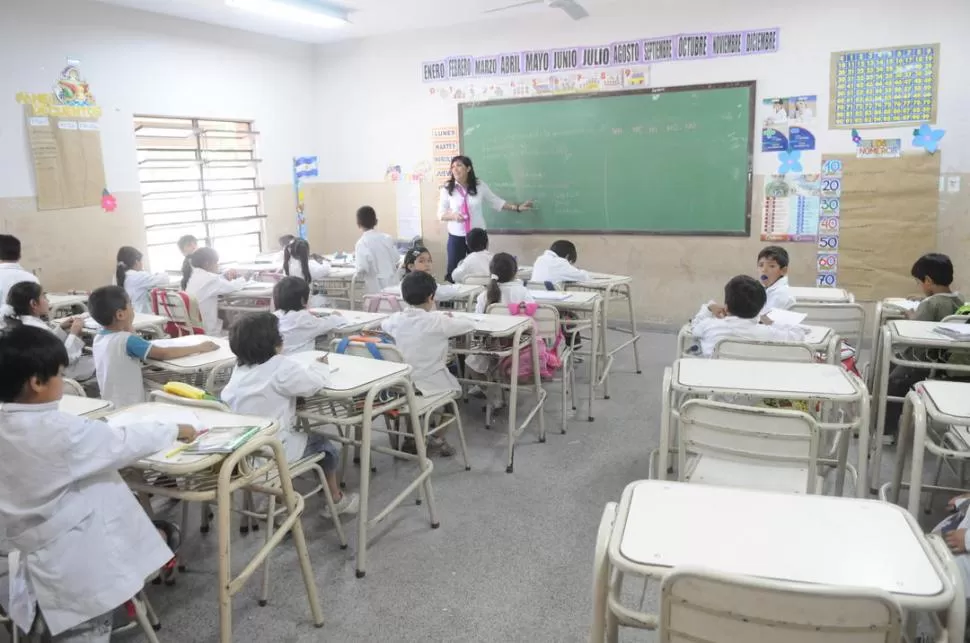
[{"left": 457, "top": 80, "right": 756, "bottom": 237}]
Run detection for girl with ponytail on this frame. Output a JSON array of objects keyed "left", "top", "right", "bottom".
[
  {"left": 476, "top": 253, "right": 532, "bottom": 314},
  {"left": 115, "top": 246, "right": 169, "bottom": 314}
]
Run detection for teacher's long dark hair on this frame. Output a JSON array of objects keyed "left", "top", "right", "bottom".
[{"left": 444, "top": 155, "right": 478, "bottom": 196}]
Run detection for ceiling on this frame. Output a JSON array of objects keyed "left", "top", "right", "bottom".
[{"left": 90, "top": 0, "right": 624, "bottom": 44}]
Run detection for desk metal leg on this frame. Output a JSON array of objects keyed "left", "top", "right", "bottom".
[
  {"left": 870, "top": 330, "right": 892, "bottom": 493},
  {"left": 657, "top": 367, "right": 672, "bottom": 479},
  {"left": 588, "top": 300, "right": 599, "bottom": 421},
  {"left": 890, "top": 392, "right": 915, "bottom": 507},
  {"left": 905, "top": 393, "right": 928, "bottom": 517},
  {"left": 621, "top": 284, "right": 641, "bottom": 375},
  {"left": 855, "top": 396, "right": 870, "bottom": 499},
  {"left": 507, "top": 329, "right": 521, "bottom": 473}
]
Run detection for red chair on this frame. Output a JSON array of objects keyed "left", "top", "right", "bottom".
[{"left": 150, "top": 288, "right": 204, "bottom": 337}]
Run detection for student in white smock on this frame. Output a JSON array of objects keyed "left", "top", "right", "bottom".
[
  {"left": 0, "top": 235, "right": 39, "bottom": 324},
  {"left": 272, "top": 276, "right": 344, "bottom": 354},
  {"left": 185, "top": 247, "right": 247, "bottom": 336},
  {"left": 354, "top": 205, "right": 401, "bottom": 294},
  {"left": 115, "top": 246, "right": 170, "bottom": 315},
  {"left": 451, "top": 228, "right": 493, "bottom": 284}
]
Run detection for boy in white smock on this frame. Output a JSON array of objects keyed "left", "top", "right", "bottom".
[
  {"left": 273, "top": 276, "right": 344, "bottom": 354},
  {"left": 354, "top": 205, "right": 401, "bottom": 294},
  {"left": 451, "top": 228, "right": 493, "bottom": 284},
  {"left": 0, "top": 325, "right": 198, "bottom": 641}
]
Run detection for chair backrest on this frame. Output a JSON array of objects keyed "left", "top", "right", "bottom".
[
  {"left": 149, "top": 389, "right": 231, "bottom": 412},
  {"left": 204, "top": 358, "right": 238, "bottom": 397},
  {"left": 485, "top": 302, "right": 561, "bottom": 344},
  {"left": 362, "top": 292, "right": 403, "bottom": 313},
  {"left": 660, "top": 567, "right": 902, "bottom": 643},
  {"left": 462, "top": 275, "right": 492, "bottom": 287},
  {"left": 712, "top": 338, "right": 815, "bottom": 363},
  {"left": 329, "top": 338, "right": 405, "bottom": 363},
  {"left": 677, "top": 399, "right": 819, "bottom": 494},
  {"left": 151, "top": 288, "right": 204, "bottom": 337},
  {"left": 791, "top": 302, "right": 866, "bottom": 347},
  {"left": 942, "top": 313, "right": 970, "bottom": 324},
  {"left": 62, "top": 378, "right": 86, "bottom": 397}
]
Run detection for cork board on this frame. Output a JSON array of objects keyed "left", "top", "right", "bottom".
[
  {"left": 25, "top": 106, "right": 105, "bottom": 210},
  {"left": 834, "top": 153, "right": 939, "bottom": 301}
]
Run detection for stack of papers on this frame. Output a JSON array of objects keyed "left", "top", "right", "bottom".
[
  {"left": 765, "top": 309, "right": 808, "bottom": 326},
  {"left": 530, "top": 291, "right": 571, "bottom": 301},
  {"left": 932, "top": 323, "right": 970, "bottom": 340}
]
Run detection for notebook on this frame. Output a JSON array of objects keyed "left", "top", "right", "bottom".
[
  {"left": 530, "top": 291, "right": 571, "bottom": 301},
  {"left": 932, "top": 323, "right": 970, "bottom": 340},
  {"left": 183, "top": 426, "right": 261, "bottom": 454},
  {"left": 766, "top": 309, "right": 808, "bottom": 326}
]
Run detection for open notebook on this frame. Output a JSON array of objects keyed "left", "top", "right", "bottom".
[{"left": 108, "top": 407, "right": 262, "bottom": 463}]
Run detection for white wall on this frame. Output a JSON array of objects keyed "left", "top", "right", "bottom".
[
  {"left": 312, "top": 0, "right": 970, "bottom": 181},
  {"left": 0, "top": 0, "right": 316, "bottom": 198}
]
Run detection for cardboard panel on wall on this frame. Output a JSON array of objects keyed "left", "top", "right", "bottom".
[
  {"left": 25, "top": 107, "right": 106, "bottom": 210},
  {"left": 834, "top": 153, "right": 939, "bottom": 301}
]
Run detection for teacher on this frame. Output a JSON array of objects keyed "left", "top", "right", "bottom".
[{"left": 437, "top": 155, "right": 533, "bottom": 282}]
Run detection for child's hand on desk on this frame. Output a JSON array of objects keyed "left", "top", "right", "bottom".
[
  {"left": 225, "top": 269, "right": 239, "bottom": 280},
  {"left": 947, "top": 494, "right": 970, "bottom": 512},
  {"left": 760, "top": 315, "right": 774, "bottom": 326},
  {"left": 945, "top": 528, "right": 967, "bottom": 554},
  {"left": 176, "top": 424, "right": 199, "bottom": 442},
  {"left": 317, "top": 354, "right": 329, "bottom": 364},
  {"left": 196, "top": 341, "right": 220, "bottom": 353},
  {"left": 707, "top": 303, "right": 728, "bottom": 318}
]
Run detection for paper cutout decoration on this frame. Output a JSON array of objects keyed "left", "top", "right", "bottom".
[
  {"left": 912, "top": 124, "right": 945, "bottom": 153},
  {"left": 54, "top": 63, "right": 96, "bottom": 107},
  {"left": 777, "top": 150, "right": 803, "bottom": 174},
  {"left": 384, "top": 165, "right": 402, "bottom": 182},
  {"left": 851, "top": 129, "right": 862, "bottom": 145},
  {"left": 100, "top": 189, "right": 117, "bottom": 213}
]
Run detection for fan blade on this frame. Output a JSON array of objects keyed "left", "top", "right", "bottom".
[
  {"left": 560, "top": 0, "right": 589, "bottom": 19},
  {"left": 484, "top": 0, "right": 543, "bottom": 13}
]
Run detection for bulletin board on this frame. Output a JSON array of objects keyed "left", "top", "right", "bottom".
[
  {"left": 24, "top": 108, "right": 106, "bottom": 210},
  {"left": 833, "top": 153, "right": 939, "bottom": 301}
]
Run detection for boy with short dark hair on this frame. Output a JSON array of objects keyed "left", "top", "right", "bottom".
[
  {"left": 272, "top": 276, "right": 344, "bottom": 354},
  {"left": 690, "top": 275, "right": 807, "bottom": 357},
  {"left": 0, "top": 234, "right": 39, "bottom": 313},
  {"left": 354, "top": 205, "right": 401, "bottom": 294},
  {"left": 451, "top": 228, "right": 492, "bottom": 284},
  {"left": 757, "top": 245, "right": 795, "bottom": 314},
  {"left": 531, "top": 239, "right": 590, "bottom": 284},
  {"left": 89, "top": 285, "right": 218, "bottom": 409},
  {"left": 0, "top": 325, "right": 196, "bottom": 640}
]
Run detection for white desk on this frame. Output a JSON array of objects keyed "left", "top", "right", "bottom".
[
  {"left": 293, "top": 351, "right": 439, "bottom": 578},
  {"left": 119, "top": 403, "right": 322, "bottom": 642},
  {"left": 47, "top": 293, "right": 88, "bottom": 316},
  {"left": 790, "top": 286, "right": 854, "bottom": 303},
  {"left": 143, "top": 336, "right": 235, "bottom": 391},
  {"left": 81, "top": 313, "right": 168, "bottom": 337},
  {"left": 223, "top": 261, "right": 281, "bottom": 275},
  {"left": 566, "top": 272, "right": 641, "bottom": 377},
  {"left": 309, "top": 307, "right": 388, "bottom": 335},
  {"left": 870, "top": 320, "right": 970, "bottom": 491},
  {"left": 314, "top": 267, "right": 358, "bottom": 309},
  {"left": 609, "top": 481, "right": 953, "bottom": 610},
  {"left": 450, "top": 311, "right": 546, "bottom": 473},
  {"left": 662, "top": 358, "right": 869, "bottom": 496},
  {"left": 380, "top": 283, "right": 483, "bottom": 311},
  {"left": 675, "top": 323, "right": 838, "bottom": 364},
  {"left": 58, "top": 395, "right": 112, "bottom": 418}
]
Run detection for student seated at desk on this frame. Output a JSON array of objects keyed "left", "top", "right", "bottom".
[
  {"left": 116, "top": 246, "right": 170, "bottom": 315},
  {"left": 221, "top": 312, "right": 358, "bottom": 517},
  {"left": 89, "top": 286, "right": 218, "bottom": 409},
  {"left": 474, "top": 253, "right": 533, "bottom": 315},
  {"left": 273, "top": 276, "right": 344, "bottom": 354},
  {"left": 4, "top": 281, "right": 95, "bottom": 384},
  {"left": 177, "top": 234, "right": 198, "bottom": 290},
  {"left": 0, "top": 325, "right": 197, "bottom": 641},
  {"left": 690, "top": 275, "right": 807, "bottom": 357},
  {"left": 933, "top": 493, "right": 970, "bottom": 613},
  {"left": 354, "top": 205, "right": 401, "bottom": 294},
  {"left": 285, "top": 239, "right": 331, "bottom": 283},
  {"left": 531, "top": 239, "right": 590, "bottom": 285},
  {"left": 401, "top": 247, "right": 461, "bottom": 300},
  {"left": 451, "top": 228, "right": 492, "bottom": 284},
  {"left": 0, "top": 234, "right": 39, "bottom": 319},
  {"left": 185, "top": 247, "right": 247, "bottom": 336},
  {"left": 884, "top": 253, "right": 965, "bottom": 438},
  {"left": 757, "top": 245, "right": 796, "bottom": 316},
  {"left": 381, "top": 271, "right": 476, "bottom": 457}
]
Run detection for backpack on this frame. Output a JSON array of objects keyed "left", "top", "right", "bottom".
[{"left": 499, "top": 301, "right": 563, "bottom": 380}]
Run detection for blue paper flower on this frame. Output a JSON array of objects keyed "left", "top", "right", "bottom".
[
  {"left": 777, "top": 150, "right": 803, "bottom": 174},
  {"left": 912, "top": 124, "right": 945, "bottom": 153}
]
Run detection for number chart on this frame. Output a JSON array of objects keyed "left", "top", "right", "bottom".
[
  {"left": 830, "top": 44, "right": 939, "bottom": 129},
  {"left": 816, "top": 158, "right": 843, "bottom": 287},
  {"left": 760, "top": 174, "right": 820, "bottom": 242}
]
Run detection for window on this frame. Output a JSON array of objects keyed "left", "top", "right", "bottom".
[{"left": 134, "top": 116, "right": 264, "bottom": 272}]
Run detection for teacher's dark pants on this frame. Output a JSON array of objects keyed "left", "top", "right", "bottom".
[{"left": 445, "top": 233, "right": 468, "bottom": 283}]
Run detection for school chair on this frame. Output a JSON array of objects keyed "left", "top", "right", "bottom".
[
  {"left": 150, "top": 288, "right": 204, "bottom": 337},
  {"left": 203, "top": 358, "right": 237, "bottom": 397},
  {"left": 657, "top": 567, "right": 903, "bottom": 643},
  {"left": 485, "top": 303, "right": 576, "bottom": 436},
  {"left": 461, "top": 275, "right": 491, "bottom": 287},
  {"left": 791, "top": 301, "right": 867, "bottom": 368},
  {"left": 62, "top": 377, "right": 87, "bottom": 397},
  {"left": 328, "top": 338, "right": 471, "bottom": 472},
  {"left": 361, "top": 292, "right": 403, "bottom": 313},
  {"left": 711, "top": 338, "right": 815, "bottom": 363},
  {"left": 590, "top": 501, "right": 618, "bottom": 643}
]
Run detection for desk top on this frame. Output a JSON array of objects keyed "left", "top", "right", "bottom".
[
  {"left": 574, "top": 272, "right": 632, "bottom": 287},
  {"left": 890, "top": 320, "right": 970, "bottom": 346},
  {"left": 310, "top": 308, "right": 387, "bottom": 331},
  {"left": 82, "top": 313, "right": 167, "bottom": 332},
  {"left": 47, "top": 293, "right": 88, "bottom": 307},
  {"left": 450, "top": 311, "right": 532, "bottom": 335},
  {"left": 675, "top": 358, "right": 858, "bottom": 397},
  {"left": 58, "top": 395, "right": 112, "bottom": 417},
  {"left": 529, "top": 290, "right": 600, "bottom": 308},
  {"left": 316, "top": 267, "right": 356, "bottom": 280},
  {"left": 145, "top": 336, "right": 235, "bottom": 370},
  {"left": 224, "top": 260, "right": 281, "bottom": 274},
  {"left": 381, "top": 282, "right": 482, "bottom": 301},
  {"left": 617, "top": 480, "right": 945, "bottom": 598},
  {"left": 289, "top": 350, "right": 411, "bottom": 393},
  {"left": 918, "top": 380, "right": 970, "bottom": 419},
  {"left": 802, "top": 324, "right": 833, "bottom": 346},
  {"left": 790, "top": 286, "right": 853, "bottom": 303}
]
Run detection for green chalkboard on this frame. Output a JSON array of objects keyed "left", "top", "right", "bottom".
[{"left": 459, "top": 81, "right": 755, "bottom": 235}]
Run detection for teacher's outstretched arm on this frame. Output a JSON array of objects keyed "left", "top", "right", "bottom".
[{"left": 480, "top": 182, "right": 535, "bottom": 213}]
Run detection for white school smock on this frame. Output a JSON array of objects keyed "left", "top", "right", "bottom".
[
  {"left": 20, "top": 316, "right": 95, "bottom": 382},
  {"left": 451, "top": 250, "right": 493, "bottom": 284},
  {"left": 285, "top": 257, "right": 331, "bottom": 282},
  {"left": 185, "top": 268, "right": 246, "bottom": 336},
  {"left": 531, "top": 250, "right": 591, "bottom": 284},
  {"left": 221, "top": 354, "right": 329, "bottom": 463},
  {"left": 389, "top": 280, "right": 462, "bottom": 302},
  {"left": 355, "top": 230, "right": 401, "bottom": 294},
  {"left": 690, "top": 301, "right": 808, "bottom": 357},
  {"left": 474, "top": 282, "right": 534, "bottom": 315},
  {"left": 92, "top": 330, "right": 152, "bottom": 409},
  {"left": 762, "top": 275, "right": 796, "bottom": 315},
  {"left": 381, "top": 307, "right": 475, "bottom": 394},
  {"left": 0, "top": 402, "right": 176, "bottom": 635},
  {"left": 0, "top": 263, "right": 39, "bottom": 313},
  {"left": 274, "top": 309, "right": 344, "bottom": 354},
  {"left": 120, "top": 269, "right": 170, "bottom": 315},
  {"left": 437, "top": 181, "right": 506, "bottom": 237}
]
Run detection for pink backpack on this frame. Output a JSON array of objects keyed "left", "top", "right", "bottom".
[{"left": 499, "top": 302, "right": 563, "bottom": 380}]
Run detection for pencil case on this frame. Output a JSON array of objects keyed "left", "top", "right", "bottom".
[{"left": 163, "top": 381, "right": 216, "bottom": 401}]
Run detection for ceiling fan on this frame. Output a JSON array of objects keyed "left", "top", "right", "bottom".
[{"left": 485, "top": 0, "right": 589, "bottom": 21}]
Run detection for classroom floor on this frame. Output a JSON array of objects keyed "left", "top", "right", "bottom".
[{"left": 0, "top": 328, "right": 935, "bottom": 643}]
